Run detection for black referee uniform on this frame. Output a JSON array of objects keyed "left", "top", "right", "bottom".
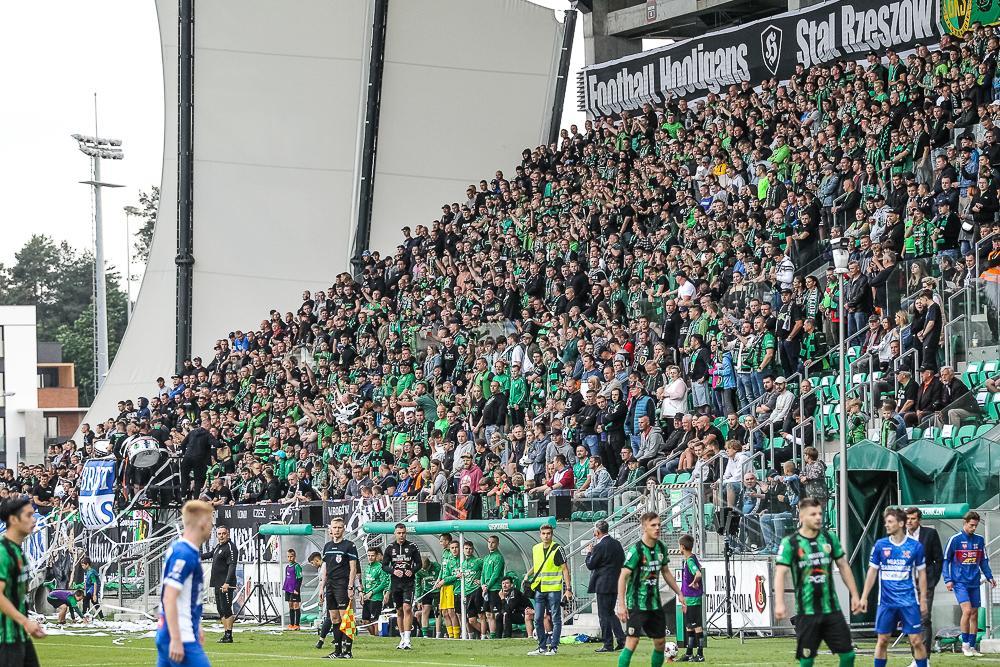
[
  {"left": 208, "top": 537, "right": 238, "bottom": 642},
  {"left": 322, "top": 537, "right": 359, "bottom": 658},
  {"left": 382, "top": 539, "right": 421, "bottom": 607}
]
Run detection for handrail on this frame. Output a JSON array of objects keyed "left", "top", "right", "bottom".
[
  {"left": 944, "top": 314, "right": 967, "bottom": 368},
  {"left": 790, "top": 416, "right": 816, "bottom": 466}
]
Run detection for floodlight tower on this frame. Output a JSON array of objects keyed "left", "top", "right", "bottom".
[{"left": 72, "top": 130, "right": 124, "bottom": 391}]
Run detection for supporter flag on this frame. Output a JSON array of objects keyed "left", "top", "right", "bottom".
[
  {"left": 79, "top": 459, "right": 117, "bottom": 529},
  {"left": 340, "top": 606, "right": 357, "bottom": 639}
]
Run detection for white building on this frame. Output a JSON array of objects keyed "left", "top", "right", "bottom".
[{"left": 0, "top": 305, "right": 44, "bottom": 469}]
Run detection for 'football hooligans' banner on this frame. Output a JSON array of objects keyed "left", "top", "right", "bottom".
[
  {"left": 79, "top": 459, "right": 117, "bottom": 529},
  {"left": 578, "top": 0, "right": 1000, "bottom": 117}
]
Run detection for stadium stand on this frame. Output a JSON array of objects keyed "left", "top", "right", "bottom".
[{"left": 6, "top": 25, "right": 1000, "bottom": 559}]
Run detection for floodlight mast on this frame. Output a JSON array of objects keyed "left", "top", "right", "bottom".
[{"left": 72, "top": 105, "right": 124, "bottom": 392}]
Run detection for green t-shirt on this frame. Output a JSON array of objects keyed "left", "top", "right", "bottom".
[
  {"left": 363, "top": 562, "right": 391, "bottom": 598},
  {"left": 0, "top": 537, "right": 28, "bottom": 644},
  {"left": 480, "top": 551, "right": 506, "bottom": 592},
  {"left": 775, "top": 530, "right": 845, "bottom": 616},
  {"left": 622, "top": 539, "right": 669, "bottom": 611},
  {"left": 460, "top": 556, "right": 483, "bottom": 590}
]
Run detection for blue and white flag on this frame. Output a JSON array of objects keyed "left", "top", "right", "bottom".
[{"left": 79, "top": 459, "right": 117, "bottom": 529}]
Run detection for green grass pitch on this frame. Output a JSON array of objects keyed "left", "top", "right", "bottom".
[{"left": 32, "top": 632, "right": 990, "bottom": 666}]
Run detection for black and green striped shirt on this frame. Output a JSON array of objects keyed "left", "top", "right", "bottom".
[
  {"left": 776, "top": 530, "right": 845, "bottom": 616},
  {"left": 0, "top": 536, "right": 28, "bottom": 644},
  {"left": 623, "top": 539, "right": 669, "bottom": 611}
]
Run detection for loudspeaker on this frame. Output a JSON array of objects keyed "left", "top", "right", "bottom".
[
  {"left": 527, "top": 499, "right": 543, "bottom": 518},
  {"left": 418, "top": 502, "right": 442, "bottom": 522},
  {"left": 308, "top": 504, "right": 325, "bottom": 527},
  {"left": 549, "top": 494, "right": 573, "bottom": 521},
  {"left": 712, "top": 507, "right": 740, "bottom": 536}
]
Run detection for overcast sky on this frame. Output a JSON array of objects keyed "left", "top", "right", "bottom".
[{"left": 0, "top": 1, "right": 588, "bottom": 296}]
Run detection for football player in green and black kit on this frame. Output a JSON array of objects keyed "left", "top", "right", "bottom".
[
  {"left": 615, "top": 512, "right": 685, "bottom": 667},
  {"left": 0, "top": 497, "right": 45, "bottom": 667},
  {"left": 774, "top": 498, "right": 862, "bottom": 667}
]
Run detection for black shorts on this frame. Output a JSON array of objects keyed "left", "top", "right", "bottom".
[
  {"left": 325, "top": 580, "right": 351, "bottom": 610},
  {"left": 466, "top": 589, "right": 483, "bottom": 616},
  {"left": 684, "top": 603, "right": 703, "bottom": 630},
  {"left": 362, "top": 600, "right": 384, "bottom": 622},
  {"left": 0, "top": 641, "right": 40, "bottom": 667},
  {"left": 391, "top": 582, "right": 415, "bottom": 607},
  {"left": 284, "top": 591, "right": 301, "bottom": 602},
  {"left": 626, "top": 607, "right": 666, "bottom": 639},
  {"left": 483, "top": 590, "right": 502, "bottom": 614},
  {"left": 793, "top": 612, "right": 854, "bottom": 659},
  {"left": 215, "top": 587, "right": 235, "bottom": 618}
]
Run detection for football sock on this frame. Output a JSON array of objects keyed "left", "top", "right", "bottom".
[
  {"left": 651, "top": 648, "right": 665, "bottom": 667},
  {"left": 333, "top": 625, "right": 343, "bottom": 650},
  {"left": 697, "top": 632, "right": 705, "bottom": 656},
  {"left": 799, "top": 658, "right": 815, "bottom": 667},
  {"left": 838, "top": 651, "right": 856, "bottom": 667},
  {"left": 874, "top": 658, "right": 887, "bottom": 667},
  {"left": 685, "top": 634, "right": 694, "bottom": 656},
  {"left": 344, "top": 637, "right": 353, "bottom": 653},
  {"left": 915, "top": 659, "right": 928, "bottom": 667},
  {"left": 618, "top": 646, "right": 634, "bottom": 667},
  {"left": 319, "top": 615, "right": 332, "bottom": 639}
]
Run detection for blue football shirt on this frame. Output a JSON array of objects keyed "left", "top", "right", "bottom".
[{"left": 869, "top": 535, "right": 925, "bottom": 607}]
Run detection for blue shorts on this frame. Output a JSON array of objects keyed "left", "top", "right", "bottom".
[
  {"left": 155, "top": 636, "right": 211, "bottom": 667},
  {"left": 954, "top": 583, "right": 982, "bottom": 608},
  {"left": 875, "top": 604, "right": 922, "bottom": 636}
]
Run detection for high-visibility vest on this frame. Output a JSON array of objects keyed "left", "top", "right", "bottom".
[{"left": 531, "top": 541, "right": 563, "bottom": 592}]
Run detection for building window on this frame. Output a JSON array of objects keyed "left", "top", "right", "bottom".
[
  {"left": 37, "top": 368, "right": 59, "bottom": 389},
  {"left": 45, "top": 416, "right": 59, "bottom": 442}
]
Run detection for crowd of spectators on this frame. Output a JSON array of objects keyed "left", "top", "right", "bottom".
[{"left": 6, "top": 27, "right": 1000, "bottom": 551}]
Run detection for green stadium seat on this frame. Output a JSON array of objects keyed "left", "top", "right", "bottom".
[
  {"left": 975, "top": 423, "right": 995, "bottom": 438},
  {"left": 581, "top": 511, "right": 594, "bottom": 522},
  {"left": 675, "top": 472, "right": 692, "bottom": 483},
  {"left": 956, "top": 424, "right": 978, "bottom": 446},
  {"left": 593, "top": 510, "right": 608, "bottom": 521},
  {"left": 924, "top": 427, "right": 942, "bottom": 442},
  {"left": 910, "top": 427, "right": 923, "bottom": 440},
  {"left": 570, "top": 511, "right": 583, "bottom": 521},
  {"left": 977, "top": 391, "right": 990, "bottom": 408},
  {"left": 963, "top": 361, "right": 983, "bottom": 387},
  {"left": 663, "top": 473, "right": 677, "bottom": 484},
  {"left": 988, "top": 394, "right": 1000, "bottom": 421},
  {"left": 846, "top": 346, "right": 861, "bottom": 366}
]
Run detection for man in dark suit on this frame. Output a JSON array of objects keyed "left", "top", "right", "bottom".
[
  {"left": 907, "top": 507, "right": 944, "bottom": 652},
  {"left": 585, "top": 520, "right": 625, "bottom": 652}
]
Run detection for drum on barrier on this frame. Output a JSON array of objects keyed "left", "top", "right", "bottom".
[{"left": 126, "top": 436, "right": 163, "bottom": 469}]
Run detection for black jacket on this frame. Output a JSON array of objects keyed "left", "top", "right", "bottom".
[
  {"left": 180, "top": 427, "right": 218, "bottom": 462},
  {"left": 912, "top": 525, "right": 944, "bottom": 587},
  {"left": 586, "top": 535, "right": 625, "bottom": 595},
  {"left": 206, "top": 539, "right": 239, "bottom": 587}
]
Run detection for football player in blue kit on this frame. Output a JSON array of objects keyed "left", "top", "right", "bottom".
[
  {"left": 943, "top": 510, "right": 996, "bottom": 657},
  {"left": 157, "top": 500, "right": 215, "bottom": 667},
  {"left": 859, "top": 508, "right": 928, "bottom": 667}
]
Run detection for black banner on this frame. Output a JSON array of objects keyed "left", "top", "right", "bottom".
[{"left": 579, "top": 0, "right": 955, "bottom": 117}]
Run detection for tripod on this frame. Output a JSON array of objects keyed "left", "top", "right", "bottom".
[
  {"left": 238, "top": 534, "right": 281, "bottom": 624},
  {"left": 705, "top": 509, "right": 755, "bottom": 638}
]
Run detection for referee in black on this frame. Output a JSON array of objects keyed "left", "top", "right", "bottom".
[
  {"left": 382, "top": 523, "right": 421, "bottom": 650},
  {"left": 206, "top": 525, "right": 238, "bottom": 643},
  {"left": 321, "top": 517, "right": 359, "bottom": 659}
]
